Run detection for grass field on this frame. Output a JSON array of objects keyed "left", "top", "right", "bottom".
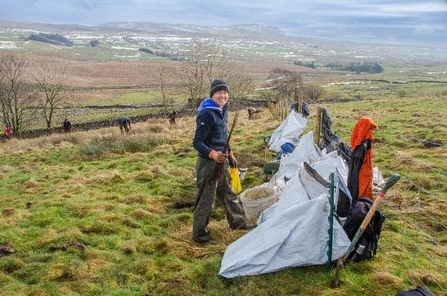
[{"left": 1, "top": 90, "right": 446, "bottom": 295}]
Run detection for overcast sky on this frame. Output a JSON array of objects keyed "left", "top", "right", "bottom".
[{"left": 1, "top": 0, "right": 447, "bottom": 47}]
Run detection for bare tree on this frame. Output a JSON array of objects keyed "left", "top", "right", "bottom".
[
  {"left": 304, "top": 84, "right": 324, "bottom": 103},
  {"left": 265, "top": 68, "right": 304, "bottom": 119},
  {"left": 151, "top": 63, "right": 177, "bottom": 111},
  {"left": 267, "top": 68, "right": 302, "bottom": 99},
  {"left": 157, "top": 65, "right": 168, "bottom": 110},
  {"left": 179, "top": 41, "right": 215, "bottom": 107},
  {"left": 0, "top": 53, "right": 39, "bottom": 136},
  {"left": 224, "top": 69, "right": 255, "bottom": 104},
  {"left": 31, "top": 58, "right": 72, "bottom": 128},
  {"left": 179, "top": 39, "right": 254, "bottom": 108}
]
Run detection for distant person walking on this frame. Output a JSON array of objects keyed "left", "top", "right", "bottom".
[
  {"left": 4, "top": 126, "right": 13, "bottom": 140},
  {"left": 118, "top": 116, "right": 132, "bottom": 134},
  {"left": 63, "top": 118, "right": 72, "bottom": 133},
  {"left": 168, "top": 110, "right": 179, "bottom": 125}
]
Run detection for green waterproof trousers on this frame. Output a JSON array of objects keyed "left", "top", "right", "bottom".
[{"left": 192, "top": 157, "right": 246, "bottom": 243}]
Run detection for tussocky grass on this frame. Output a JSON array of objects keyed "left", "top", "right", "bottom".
[{"left": 0, "top": 93, "right": 446, "bottom": 295}]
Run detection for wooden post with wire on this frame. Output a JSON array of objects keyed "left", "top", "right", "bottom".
[
  {"left": 293, "top": 75, "right": 304, "bottom": 115},
  {"left": 314, "top": 106, "right": 322, "bottom": 146}
]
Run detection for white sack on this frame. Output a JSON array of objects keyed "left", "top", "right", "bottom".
[
  {"left": 259, "top": 156, "right": 349, "bottom": 224},
  {"left": 269, "top": 132, "right": 321, "bottom": 186},
  {"left": 268, "top": 110, "right": 307, "bottom": 153},
  {"left": 219, "top": 195, "right": 351, "bottom": 278}
]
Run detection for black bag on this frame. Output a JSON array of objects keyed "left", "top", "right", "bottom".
[
  {"left": 395, "top": 286, "right": 435, "bottom": 296},
  {"left": 343, "top": 197, "right": 385, "bottom": 262}
]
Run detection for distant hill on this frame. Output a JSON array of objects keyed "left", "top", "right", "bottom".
[
  {"left": 98, "top": 22, "right": 289, "bottom": 39},
  {"left": 0, "top": 20, "right": 310, "bottom": 42},
  {"left": 1, "top": 20, "right": 447, "bottom": 65}
]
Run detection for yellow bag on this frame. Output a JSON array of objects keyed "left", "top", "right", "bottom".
[{"left": 230, "top": 167, "right": 242, "bottom": 194}]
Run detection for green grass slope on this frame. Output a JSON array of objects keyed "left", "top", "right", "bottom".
[{"left": 0, "top": 95, "right": 446, "bottom": 296}]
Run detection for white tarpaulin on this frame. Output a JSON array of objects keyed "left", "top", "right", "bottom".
[
  {"left": 219, "top": 195, "right": 350, "bottom": 278},
  {"left": 268, "top": 110, "right": 307, "bottom": 153},
  {"left": 219, "top": 132, "right": 351, "bottom": 278},
  {"left": 269, "top": 132, "right": 321, "bottom": 185}
]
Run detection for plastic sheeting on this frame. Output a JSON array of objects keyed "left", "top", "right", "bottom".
[
  {"left": 219, "top": 132, "right": 352, "bottom": 278},
  {"left": 268, "top": 110, "right": 307, "bottom": 153},
  {"left": 269, "top": 132, "right": 321, "bottom": 185}
]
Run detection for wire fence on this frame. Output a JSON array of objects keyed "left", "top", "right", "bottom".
[{"left": 316, "top": 107, "right": 446, "bottom": 293}]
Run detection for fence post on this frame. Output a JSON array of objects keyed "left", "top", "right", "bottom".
[
  {"left": 314, "top": 106, "right": 322, "bottom": 146},
  {"left": 327, "top": 172, "right": 335, "bottom": 273}
]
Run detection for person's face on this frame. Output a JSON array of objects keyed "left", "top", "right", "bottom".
[{"left": 211, "top": 90, "right": 229, "bottom": 109}]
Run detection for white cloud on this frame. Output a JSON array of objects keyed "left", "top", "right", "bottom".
[
  {"left": 413, "top": 23, "right": 446, "bottom": 35},
  {"left": 381, "top": 2, "right": 447, "bottom": 13}
]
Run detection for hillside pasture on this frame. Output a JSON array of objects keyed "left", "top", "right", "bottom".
[
  {"left": 1, "top": 22, "right": 446, "bottom": 295},
  {"left": 1, "top": 93, "right": 446, "bottom": 296}
]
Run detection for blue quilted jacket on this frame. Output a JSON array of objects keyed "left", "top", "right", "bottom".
[{"left": 193, "top": 98, "right": 231, "bottom": 159}]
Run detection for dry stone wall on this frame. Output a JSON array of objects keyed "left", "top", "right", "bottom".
[{"left": 18, "top": 100, "right": 269, "bottom": 139}]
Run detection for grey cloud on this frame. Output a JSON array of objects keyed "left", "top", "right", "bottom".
[{"left": 0, "top": 0, "right": 446, "bottom": 47}]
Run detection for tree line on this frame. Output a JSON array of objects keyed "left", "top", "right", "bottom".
[
  {"left": 26, "top": 33, "right": 74, "bottom": 47},
  {"left": 325, "top": 62, "right": 384, "bottom": 74},
  {"left": 0, "top": 52, "right": 75, "bottom": 137}
]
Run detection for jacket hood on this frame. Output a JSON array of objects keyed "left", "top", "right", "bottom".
[
  {"left": 197, "top": 97, "right": 222, "bottom": 112},
  {"left": 350, "top": 117, "right": 379, "bottom": 150}
]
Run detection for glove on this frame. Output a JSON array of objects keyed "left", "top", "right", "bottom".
[{"left": 228, "top": 155, "right": 238, "bottom": 168}]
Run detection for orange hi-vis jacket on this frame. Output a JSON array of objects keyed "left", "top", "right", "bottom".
[{"left": 349, "top": 117, "right": 379, "bottom": 200}]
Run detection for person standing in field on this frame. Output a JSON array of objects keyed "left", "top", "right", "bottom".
[
  {"left": 192, "top": 79, "right": 254, "bottom": 245},
  {"left": 4, "top": 126, "right": 13, "bottom": 140},
  {"left": 118, "top": 116, "right": 132, "bottom": 134},
  {"left": 63, "top": 118, "right": 72, "bottom": 133}
]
